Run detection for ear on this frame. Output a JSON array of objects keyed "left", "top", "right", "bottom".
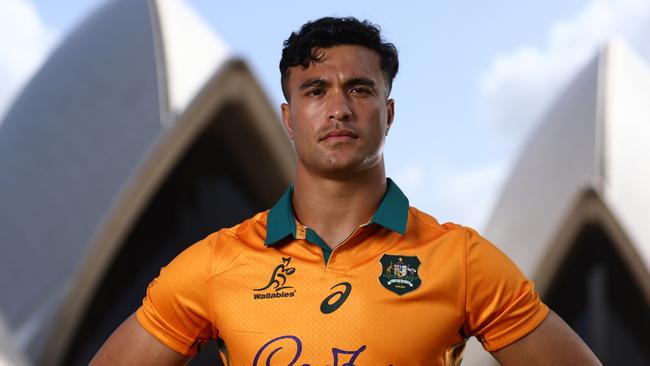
[
  {"left": 281, "top": 102, "right": 294, "bottom": 139},
  {"left": 385, "top": 99, "right": 395, "bottom": 135}
]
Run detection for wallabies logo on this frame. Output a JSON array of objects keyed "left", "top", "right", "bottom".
[{"left": 255, "top": 257, "right": 296, "bottom": 291}]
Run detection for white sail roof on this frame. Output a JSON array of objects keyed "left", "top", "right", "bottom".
[
  {"left": 0, "top": 0, "right": 293, "bottom": 363},
  {"left": 155, "top": 0, "right": 230, "bottom": 115},
  {"left": 463, "top": 39, "right": 650, "bottom": 366},
  {"left": 485, "top": 40, "right": 650, "bottom": 289}
]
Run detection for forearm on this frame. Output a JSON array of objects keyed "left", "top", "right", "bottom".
[
  {"left": 91, "top": 313, "right": 190, "bottom": 366},
  {"left": 491, "top": 310, "right": 601, "bottom": 366}
]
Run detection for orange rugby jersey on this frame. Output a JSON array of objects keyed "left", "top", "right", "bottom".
[{"left": 136, "top": 179, "right": 548, "bottom": 366}]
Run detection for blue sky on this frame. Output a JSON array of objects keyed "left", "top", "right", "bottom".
[{"left": 2, "top": 0, "right": 649, "bottom": 230}]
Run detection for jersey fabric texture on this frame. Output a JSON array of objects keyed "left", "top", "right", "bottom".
[{"left": 136, "top": 178, "right": 548, "bottom": 366}]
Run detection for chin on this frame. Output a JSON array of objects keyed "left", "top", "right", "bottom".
[{"left": 315, "top": 157, "right": 382, "bottom": 180}]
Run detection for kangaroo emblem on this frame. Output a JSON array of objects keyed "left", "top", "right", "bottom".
[{"left": 254, "top": 257, "right": 296, "bottom": 291}]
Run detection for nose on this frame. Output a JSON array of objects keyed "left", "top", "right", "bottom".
[{"left": 328, "top": 90, "right": 352, "bottom": 121}]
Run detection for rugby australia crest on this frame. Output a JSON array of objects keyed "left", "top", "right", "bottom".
[{"left": 378, "top": 254, "right": 421, "bottom": 295}]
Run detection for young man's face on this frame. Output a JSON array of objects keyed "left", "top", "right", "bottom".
[{"left": 281, "top": 45, "right": 395, "bottom": 179}]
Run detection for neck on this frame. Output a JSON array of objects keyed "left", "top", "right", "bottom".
[{"left": 292, "top": 161, "right": 387, "bottom": 249}]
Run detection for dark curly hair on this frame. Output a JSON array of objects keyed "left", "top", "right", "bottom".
[{"left": 280, "top": 16, "right": 399, "bottom": 101}]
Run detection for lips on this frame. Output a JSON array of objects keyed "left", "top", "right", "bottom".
[{"left": 319, "top": 129, "right": 359, "bottom": 141}]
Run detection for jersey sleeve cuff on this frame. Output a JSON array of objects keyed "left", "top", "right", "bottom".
[
  {"left": 480, "top": 302, "right": 550, "bottom": 352},
  {"left": 135, "top": 305, "right": 199, "bottom": 356}
]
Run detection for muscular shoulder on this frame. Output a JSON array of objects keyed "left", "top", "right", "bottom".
[
  {"left": 406, "top": 205, "right": 473, "bottom": 242},
  {"left": 192, "top": 210, "right": 270, "bottom": 274},
  {"left": 217, "top": 209, "right": 269, "bottom": 243}
]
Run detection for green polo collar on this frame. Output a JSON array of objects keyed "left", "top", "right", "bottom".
[{"left": 265, "top": 178, "right": 409, "bottom": 246}]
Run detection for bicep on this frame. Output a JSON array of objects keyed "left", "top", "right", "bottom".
[
  {"left": 91, "top": 313, "right": 191, "bottom": 366},
  {"left": 491, "top": 310, "right": 601, "bottom": 366}
]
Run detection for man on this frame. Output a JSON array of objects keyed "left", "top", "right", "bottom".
[{"left": 92, "top": 17, "right": 601, "bottom": 365}]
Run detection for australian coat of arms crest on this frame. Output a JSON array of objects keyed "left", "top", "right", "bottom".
[{"left": 378, "top": 254, "right": 421, "bottom": 295}]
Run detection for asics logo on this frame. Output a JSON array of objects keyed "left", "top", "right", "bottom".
[{"left": 320, "top": 282, "right": 352, "bottom": 314}]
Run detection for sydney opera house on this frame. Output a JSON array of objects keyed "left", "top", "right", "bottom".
[
  {"left": 463, "top": 39, "right": 650, "bottom": 366},
  {"left": 0, "top": 0, "right": 649, "bottom": 365},
  {"left": 0, "top": 0, "right": 294, "bottom": 364}
]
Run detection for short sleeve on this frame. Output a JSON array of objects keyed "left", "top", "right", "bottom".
[
  {"left": 136, "top": 235, "right": 218, "bottom": 356},
  {"left": 463, "top": 227, "right": 549, "bottom": 351}
]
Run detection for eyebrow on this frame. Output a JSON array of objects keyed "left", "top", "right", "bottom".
[
  {"left": 299, "top": 78, "right": 328, "bottom": 90},
  {"left": 298, "top": 77, "right": 376, "bottom": 90},
  {"left": 345, "top": 78, "right": 376, "bottom": 89}
]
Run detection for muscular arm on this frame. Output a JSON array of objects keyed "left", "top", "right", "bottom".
[
  {"left": 90, "top": 313, "right": 191, "bottom": 366},
  {"left": 491, "top": 310, "right": 601, "bottom": 366}
]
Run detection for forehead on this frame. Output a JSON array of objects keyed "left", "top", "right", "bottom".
[{"left": 287, "top": 45, "right": 384, "bottom": 85}]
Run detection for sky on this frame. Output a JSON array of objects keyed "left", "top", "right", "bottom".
[{"left": 1, "top": 0, "right": 649, "bottom": 231}]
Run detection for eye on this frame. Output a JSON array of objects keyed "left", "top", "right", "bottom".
[
  {"left": 350, "top": 87, "right": 372, "bottom": 95},
  {"left": 306, "top": 88, "right": 325, "bottom": 97}
]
